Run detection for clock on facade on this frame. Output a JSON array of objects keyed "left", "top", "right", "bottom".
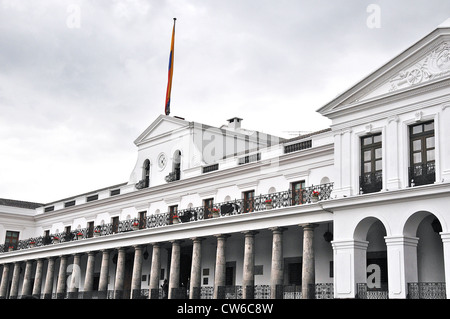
[{"left": 157, "top": 153, "right": 167, "bottom": 169}]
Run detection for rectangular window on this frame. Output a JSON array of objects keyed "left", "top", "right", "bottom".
[
  {"left": 291, "top": 181, "right": 305, "bottom": 205},
  {"left": 360, "top": 133, "right": 382, "bottom": 194},
  {"left": 139, "top": 211, "right": 147, "bottom": 229},
  {"left": 169, "top": 205, "right": 178, "bottom": 224},
  {"left": 87, "top": 194, "right": 98, "bottom": 202},
  {"left": 44, "top": 206, "right": 54, "bottom": 212},
  {"left": 204, "top": 198, "right": 214, "bottom": 219},
  {"left": 5, "top": 231, "right": 19, "bottom": 250},
  {"left": 110, "top": 189, "right": 120, "bottom": 196},
  {"left": 243, "top": 190, "right": 255, "bottom": 213},
  {"left": 409, "top": 121, "right": 435, "bottom": 186},
  {"left": 87, "top": 221, "right": 94, "bottom": 238},
  {"left": 64, "top": 200, "right": 75, "bottom": 208},
  {"left": 112, "top": 216, "right": 119, "bottom": 233}
]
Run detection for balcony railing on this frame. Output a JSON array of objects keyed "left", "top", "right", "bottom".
[
  {"left": 24, "top": 283, "right": 334, "bottom": 299},
  {"left": 409, "top": 162, "right": 435, "bottom": 187},
  {"left": 359, "top": 171, "right": 382, "bottom": 194},
  {"left": 1, "top": 182, "right": 333, "bottom": 253}
]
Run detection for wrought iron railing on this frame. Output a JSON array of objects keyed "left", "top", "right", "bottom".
[
  {"left": 359, "top": 171, "right": 382, "bottom": 194},
  {"left": 1, "top": 183, "right": 333, "bottom": 253},
  {"left": 407, "top": 282, "right": 446, "bottom": 299},
  {"left": 408, "top": 162, "right": 435, "bottom": 187}
]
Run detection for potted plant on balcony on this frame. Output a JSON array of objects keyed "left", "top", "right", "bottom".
[
  {"left": 211, "top": 207, "right": 220, "bottom": 218},
  {"left": 311, "top": 191, "right": 320, "bottom": 203},
  {"left": 132, "top": 221, "right": 140, "bottom": 230},
  {"left": 264, "top": 199, "right": 273, "bottom": 209},
  {"left": 29, "top": 241, "right": 36, "bottom": 248},
  {"left": 93, "top": 228, "right": 101, "bottom": 237},
  {"left": 8, "top": 246, "right": 14, "bottom": 252},
  {"left": 52, "top": 236, "right": 60, "bottom": 244},
  {"left": 172, "top": 215, "right": 180, "bottom": 224},
  {"left": 76, "top": 232, "right": 83, "bottom": 240}
]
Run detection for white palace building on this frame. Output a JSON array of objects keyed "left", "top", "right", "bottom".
[{"left": 1, "top": 20, "right": 450, "bottom": 300}]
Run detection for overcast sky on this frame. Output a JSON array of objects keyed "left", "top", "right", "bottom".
[{"left": 1, "top": 0, "right": 449, "bottom": 203}]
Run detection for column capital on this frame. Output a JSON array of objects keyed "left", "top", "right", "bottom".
[
  {"left": 269, "top": 226, "right": 288, "bottom": 233},
  {"left": 214, "top": 234, "right": 231, "bottom": 240},
  {"left": 242, "top": 230, "right": 259, "bottom": 236},
  {"left": 299, "top": 223, "right": 319, "bottom": 230},
  {"left": 190, "top": 237, "right": 206, "bottom": 243}
]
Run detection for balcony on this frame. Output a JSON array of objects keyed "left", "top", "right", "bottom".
[
  {"left": 0, "top": 182, "right": 333, "bottom": 254},
  {"left": 409, "top": 162, "right": 435, "bottom": 187},
  {"left": 359, "top": 171, "right": 382, "bottom": 194}
]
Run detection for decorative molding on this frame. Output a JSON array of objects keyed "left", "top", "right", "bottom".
[
  {"left": 387, "top": 115, "right": 399, "bottom": 123},
  {"left": 388, "top": 42, "right": 450, "bottom": 93},
  {"left": 284, "top": 169, "right": 310, "bottom": 181},
  {"left": 414, "top": 111, "right": 423, "bottom": 122},
  {"left": 442, "top": 102, "right": 450, "bottom": 111},
  {"left": 365, "top": 124, "right": 372, "bottom": 133}
]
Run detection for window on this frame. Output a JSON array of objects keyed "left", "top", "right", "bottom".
[
  {"left": 139, "top": 211, "right": 147, "bottom": 229},
  {"left": 291, "top": 181, "right": 305, "bottom": 205},
  {"left": 110, "top": 189, "right": 120, "bottom": 196},
  {"left": 143, "top": 159, "right": 150, "bottom": 188},
  {"left": 5, "top": 231, "right": 19, "bottom": 250},
  {"left": 87, "top": 221, "right": 94, "bottom": 238},
  {"left": 204, "top": 198, "right": 214, "bottom": 219},
  {"left": 360, "top": 133, "right": 382, "bottom": 193},
  {"left": 169, "top": 205, "right": 178, "bottom": 224},
  {"left": 87, "top": 194, "right": 98, "bottom": 202},
  {"left": 64, "top": 200, "right": 75, "bottom": 208},
  {"left": 112, "top": 216, "right": 119, "bottom": 233},
  {"left": 243, "top": 190, "right": 255, "bottom": 213},
  {"left": 44, "top": 206, "right": 54, "bottom": 212},
  {"left": 409, "top": 121, "right": 435, "bottom": 186}
]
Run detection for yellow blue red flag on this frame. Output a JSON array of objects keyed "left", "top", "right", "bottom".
[{"left": 165, "top": 18, "right": 176, "bottom": 116}]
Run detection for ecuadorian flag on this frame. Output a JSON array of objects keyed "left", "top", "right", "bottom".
[{"left": 165, "top": 18, "right": 176, "bottom": 116}]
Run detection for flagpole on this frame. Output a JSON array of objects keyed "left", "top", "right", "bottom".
[{"left": 165, "top": 18, "right": 176, "bottom": 116}]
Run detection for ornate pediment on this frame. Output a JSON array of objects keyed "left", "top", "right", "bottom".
[{"left": 387, "top": 41, "right": 450, "bottom": 92}]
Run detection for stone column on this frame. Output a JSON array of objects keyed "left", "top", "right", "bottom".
[
  {"left": 131, "top": 245, "right": 144, "bottom": 299},
  {"left": 189, "top": 237, "right": 205, "bottom": 299},
  {"left": 301, "top": 224, "right": 317, "bottom": 299},
  {"left": 168, "top": 240, "right": 181, "bottom": 299},
  {"left": 213, "top": 234, "right": 230, "bottom": 299},
  {"left": 149, "top": 243, "right": 161, "bottom": 299},
  {"left": 68, "top": 253, "right": 81, "bottom": 299},
  {"left": 9, "top": 262, "right": 21, "bottom": 299},
  {"left": 56, "top": 255, "right": 68, "bottom": 299},
  {"left": 43, "top": 257, "right": 56, "bottom": 299},
  {"left": 32, "top": 259, "right": 44, "bottom": 299},
  {"left": 242, "top": 230, "right": 258, "bottom": 299},
  {"left": 21, "top": 260, "right": 34, "bottom": 298},
  {"left": 98, "top": 249, "right": 111, "bottom": 299},
  {"left": 270, "top": 227, "right": 287, "bottom": 299},
  {"left": 114, "top": 247, "right": 127, "bottom": 299},
  {"left": 83, "top": 251, "right": 96, "bottom": 299},
  {"left": 0, "top": 264, "right": 11, "bottom": 299}
]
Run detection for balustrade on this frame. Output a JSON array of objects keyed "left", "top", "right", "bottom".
[{"left": 1, "top": 183, "right": 333, "bottom": 253}]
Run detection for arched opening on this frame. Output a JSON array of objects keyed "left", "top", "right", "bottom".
[
  {"left": 143, "top": 159, "right": 150, "bottom": 188},
  {"left": 173, "top": 150, "right": 181, "bottom": 180},
  {"left": 404, "top": 211, "right": 446, "bottom": 298},
  {"left": 354, "top": 217, "right": 388, "bottom": 299}
]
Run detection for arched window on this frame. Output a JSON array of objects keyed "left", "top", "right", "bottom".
[
  {"left": 172, "top": 150, "right": 181, "bottom": 181},
  {"left": 143, "top": 159, "right": 150, "bottom": 188}
]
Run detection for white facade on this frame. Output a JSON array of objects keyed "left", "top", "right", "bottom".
[{"left": 0, "top": 20, "right": 450, "bottom": 300}]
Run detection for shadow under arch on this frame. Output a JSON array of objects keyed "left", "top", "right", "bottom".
[
  {"left": 403, "top": 210, "right": 444, "bottom": 237},
  {"left": 353, "top": 216, "right": 389, "bottom": 241}
]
